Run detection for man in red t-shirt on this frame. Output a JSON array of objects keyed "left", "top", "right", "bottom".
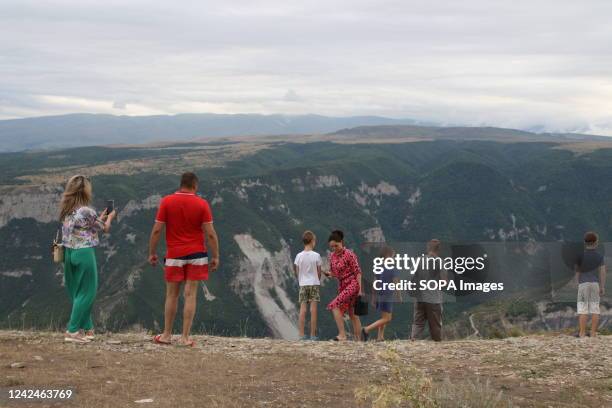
[{"left": 148, "top": 172, "right": 219, "bottom": 347}]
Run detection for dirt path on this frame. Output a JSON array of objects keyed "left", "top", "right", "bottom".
[{"left": 0, "top": 331, "right": 610, "bottom": 407}]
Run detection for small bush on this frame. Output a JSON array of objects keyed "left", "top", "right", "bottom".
[
  {"left": 355, "top": 348, "right": 513, "bottom": 408},
  {"left": 506, "top": 301, "right": 537, "bottom": 319},
  {"left": 506, "top": 327, "right": 525, "bottom": 338},
  {"left": 434, "top": 378, "right": 513, "bottom": 408},
  {"left": 355, "top": 349, "right": 437, "bottom": 408},
  {"left": 488, "top": 328, "right": 507, "bottom": 339}
]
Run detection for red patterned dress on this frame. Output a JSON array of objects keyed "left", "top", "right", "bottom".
[{"left": 327, "top": 248, "right": 361, "bottom": 315}]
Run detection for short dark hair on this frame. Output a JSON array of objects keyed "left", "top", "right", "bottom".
[
  {"left": 302, "top": 230, "right": 316, "bottom": 245},
  {"left": 328, "top": 230, "right": 344, "bottom": 243},
  {"left": 584, "top": 231, "right": 599, "bottom": 245},
  {"left": 180, "top": 172, "right": 199, "bottom": 189}
]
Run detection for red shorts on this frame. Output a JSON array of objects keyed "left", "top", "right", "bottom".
[{"left": 164, "top": 253, "right": 209, "bottom": 282}]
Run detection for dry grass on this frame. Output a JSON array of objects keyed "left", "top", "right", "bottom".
[{"left": 356, "top": 349, "right": 512, "bottom": 408}]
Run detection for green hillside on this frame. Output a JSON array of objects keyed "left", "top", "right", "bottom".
[{"left": 0, "top": 137, "right": 610, "bottom": 338}]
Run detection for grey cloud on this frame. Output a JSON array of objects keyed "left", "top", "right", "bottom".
[
  {"left": 283, "top": 90, "right": 302, "bottom": 102},
  {"left": 113, "top": 101, "right": 127, "bottom": 110},
  {"left": 1, "top": 0, "right": 611, "bottom": 135}
]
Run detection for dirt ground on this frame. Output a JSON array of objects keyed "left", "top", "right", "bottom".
[{"left": 0, "top": 331, "right": 610, "bottom": 408}]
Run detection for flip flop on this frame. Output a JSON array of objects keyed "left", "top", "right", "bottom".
[
  {"left": 176, "top": 340, "right": 195, "bottom": 348},
  {"left": 331, "top": 336, "right": 347, "bottom": 342},
  {"left": 153, "top": 334, "right": 172, "bottom": 345}
]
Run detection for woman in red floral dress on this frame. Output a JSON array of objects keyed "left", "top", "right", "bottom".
[{"left": 325, "top": 230, "right": 363, "bottom": 341}]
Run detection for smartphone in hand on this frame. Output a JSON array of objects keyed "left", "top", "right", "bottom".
[{"left": 106, "top": 199, "right": 114, "bottom": 214}]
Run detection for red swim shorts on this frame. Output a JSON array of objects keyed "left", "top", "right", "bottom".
[{"left": 164, "top": 252, "right": 209, "bottom": 282}]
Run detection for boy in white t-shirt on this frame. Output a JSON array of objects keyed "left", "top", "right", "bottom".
[{"left": 293, "top": 230, "right": 322, "bottom": 340}]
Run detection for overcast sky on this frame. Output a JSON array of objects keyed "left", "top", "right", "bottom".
[{"left": 2, "top": 0, "right": 612, "bottom": 134}]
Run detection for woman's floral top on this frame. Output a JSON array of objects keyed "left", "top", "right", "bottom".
[{"left": 61, "top": 206, "right": 105, "bottom": 249}]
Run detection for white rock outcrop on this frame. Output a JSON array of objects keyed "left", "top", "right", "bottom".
[
  {"left": 361, "top": 227, "right": 386, "bottom": 243},
  {"left": 354, "top": 180, "right": 400, "bottom": 208},
  {"left": 1, "top": 269, "right": 32, "bottom": 278},
  {"left": 0, "top": 188, "right": 62, "bottom": 228},
  {"left": 233, "top": 234, "right": 298, "bottom": 340},
  {"left": 118, "top": 195, "right": 162, "bottom": 220}
]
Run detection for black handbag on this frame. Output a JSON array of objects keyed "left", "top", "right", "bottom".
[{"left": 354, "top": 295, "right": 369, "bottom": 316}]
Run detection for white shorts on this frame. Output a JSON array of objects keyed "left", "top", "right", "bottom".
[{"left": 577, "top": 282, "right": 600, "bottom": 315}]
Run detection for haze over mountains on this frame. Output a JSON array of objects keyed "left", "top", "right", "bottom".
[
  {"left": 0, "top": 113, "right": 421, "bottom": 152},
  {"left": 0, "top": 113, "right": 608, "bottom": 152}
]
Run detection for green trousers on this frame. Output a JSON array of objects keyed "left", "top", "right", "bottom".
[{"left": 63, "top": 247, "right": 98, "bottom": 333}]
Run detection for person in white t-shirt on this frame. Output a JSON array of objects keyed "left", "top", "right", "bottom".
[{"left": 293, "top": 230, "right": 323, "bottom": 340}]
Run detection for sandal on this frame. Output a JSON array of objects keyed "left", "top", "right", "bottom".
[
  {"left": 64, "top": 331, "right": 90, "bottom": 344},
  {"left": 176, "top": 340, "right": 195, "bottom": 348},
  {"left": 153, "top": 334, "right": 172, "bottom": 345},
  {"left": 361, "top": 328, "right": 369, "bottom": 342}
]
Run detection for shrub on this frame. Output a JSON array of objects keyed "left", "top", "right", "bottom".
[{"left": 355, "top": 348, "right": 513, "bottom": 408}]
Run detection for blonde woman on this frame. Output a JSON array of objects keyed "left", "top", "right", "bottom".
[{"left": 59, "top": 175, "right": 115, "bottom": 343}]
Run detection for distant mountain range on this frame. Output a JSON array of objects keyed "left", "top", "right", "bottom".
[
  {"left": 330, "top": 125, "right": 611, "bottom": 142},
  {"left": 0, "top": 113, "right": 423, "bottom": 152},
  {"left": 0, "top": 113, "right": 609, "bottom": 152}
]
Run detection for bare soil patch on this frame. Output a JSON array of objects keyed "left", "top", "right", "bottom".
[{"left": 1, "top": 331, "right": 610, "bottom": 407}]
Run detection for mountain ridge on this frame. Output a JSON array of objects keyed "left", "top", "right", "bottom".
[
  {"left": 0, "top": 113, "right": 421, "bottom": 152},
  {"left": 329, "top": 124, "right": 610, "bottom": 142},
  {"left": 1, "top": 113, "right": 609, "bottom": 152}
]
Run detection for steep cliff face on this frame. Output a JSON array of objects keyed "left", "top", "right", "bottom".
[
  {"left": 233, "top": 234, "right": 298, "bottom": 340},
  {"left": 0, "top": 186, "right": 62, "bottom": 228},
  {"left": 0, "top": 188, "right": 162, "bottom": 228},
  {"left": 117, "top": 195, "right": 161, "bottom": 220}
]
